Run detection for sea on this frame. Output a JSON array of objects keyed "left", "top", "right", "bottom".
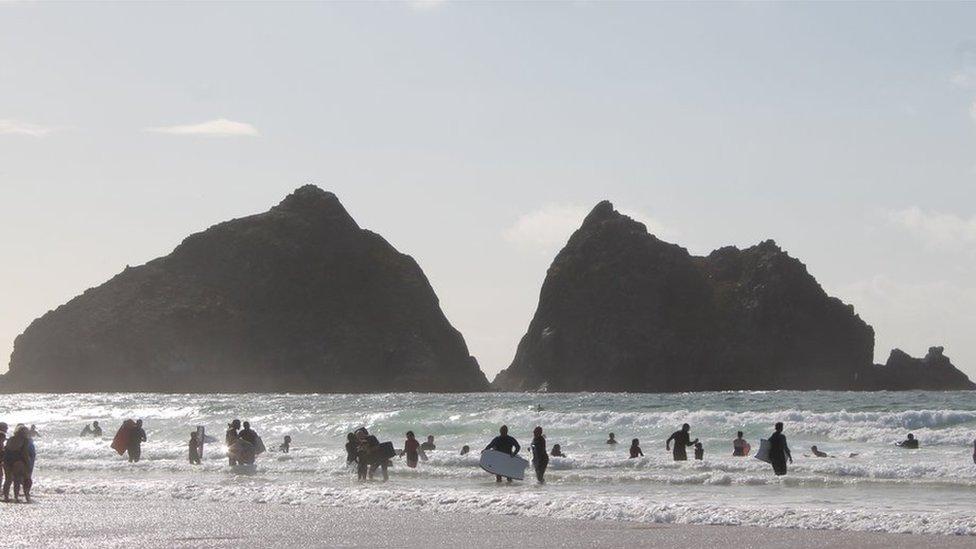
[{"left": 3, "top": 391, "right": 975, "bottom": 535}]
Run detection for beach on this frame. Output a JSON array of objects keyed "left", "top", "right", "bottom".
[{"left": 8, "top": 494, "right": 976, "bottom": 549}]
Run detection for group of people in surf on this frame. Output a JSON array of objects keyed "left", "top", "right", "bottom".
[{"left": 0, "top": 423, "right": 37, "bottom": 503}]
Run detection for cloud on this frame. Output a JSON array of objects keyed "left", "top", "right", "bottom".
[
  {"left": 886, "top": 207, "right": 976, "bottom": 252},
  {"left": 504, "top": 203, "right": 673, "bottom": 252},
  {"left": 144, "top": 118, "right": 259, "bottom": 137},
  {"left": 0, "top": 119, "right": 59, "bottom": 137}
]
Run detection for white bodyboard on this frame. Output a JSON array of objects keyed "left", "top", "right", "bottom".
[
  {"left": 480, "top": 449, "right": 529, "bottom": 480},
  {"left": 754, "top": 439, "right": 771, "bottom": 463}
]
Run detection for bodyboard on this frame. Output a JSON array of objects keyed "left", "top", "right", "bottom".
[
  {"left": 754, "top": 439, "right": 771, "bottom": 463},
  {"left": 110, "top": 421, "right": 136, "bottom": 456},
  {"left": 480, "top": 449, "right": 529, "bottom": 480}
]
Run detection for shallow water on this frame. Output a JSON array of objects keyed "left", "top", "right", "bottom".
[{"left": 3, "top": 392, "right": 976, "bottom": 535}]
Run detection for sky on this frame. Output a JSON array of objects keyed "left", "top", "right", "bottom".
[{"left": 1, "top": 2, "right": 975, "bottom": 381}]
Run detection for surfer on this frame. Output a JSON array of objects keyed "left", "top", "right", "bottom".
[
  {"left": 732, "top": 431, "right": 750, "bottom": 456},
  {"left": 666, "top": 424, "right": 698, "bottom": 461},
  {"left": 279, "top": 436, "right": 291, "bottom": 453},
  {"left": 606, "top": 433, "right": 618, "bottom": 445},
  {"left": 550, "top": 444, "right": 566, "bottom": 457},
  {"left": 694, "top": 442, "right": 704, "bottom": 460},
  {"left": 226, "top": 420, "right": 241, "bottom": 466},
  {"left": 460, "top": 445, "right": 470, "bottom": 456},
  {"left": 128, "top": 419, "right": 147, "bottom": 463},
  {"left": 421, "top": 435, "right": 436, "bottom": 452},
  {"left": 897, "top": 433, "right": 919, "bottom": 449},
  {"left": 403, "top": 431, "right": 422, "bottom": 468},
  {"left": 3, "top": 425, "right": 31, "bottom": 503},
  {"left": 189, "top": 432, "right": 202, "bottom": 464},
  {"left": 768, "top": 422, "right": 792, "bottom": 476},
  {"left": 629, "top": 438, "right": 643, "bottom": 458},
  {"left": 810, "top": 445, "right": 828, "bottom": 458},
  {"left": 484, "top": 425, "right": 521, "bottom": 483},
  {"left": 531, "top": 426, "right": 548, "bottom": 484}
]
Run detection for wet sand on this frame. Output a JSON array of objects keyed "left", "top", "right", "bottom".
[{"left": 5, "top": 494, "right": 976, "bottom": 548}]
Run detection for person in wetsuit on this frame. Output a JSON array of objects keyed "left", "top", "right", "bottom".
[
  {"left": 128, "top": 419, "right": 147, "bottom": 463},
  {"left": 237, "top": 421, "right": 258, "bottom": 464},
  {"left": 606, "top": 433, "right": 618, "bottom": 445},
  {"left": 403, "top": 431, "right": 421, "bottom": 468},
  {"left": 363, "top": 431, "right": 389, "bottom": 482},
  {"left": 550, "top": 444, "right": 566, "bottom": 457},
  {"left": 629, "top": 438, "right": 643, "bottom": 458},
  {"left": 0, "top": 423, "right": 7, "bottom": 492},
  {"left": 666, "top": 424, "right": 698, "bottom": 461},
  {"left": 226, "top": 419, "right": 241, "bottom": 466},
  {"left": 421, "top": 435, "right": 436, "bottom": 452},
  {"left": 484, "top": 425, "right": 520, "bottom": 483},
  {"left": 531, "top": 426, "right": 548, "bottom": 484},
  {"left": 189, "top": 432, "right": 202, "bottom": 464},
  {"left": 768, "top": 422, "right": 792, "bottom": 476},
  {"left": 354, "top": 429, "right": 370, "bottom": 480},
  {"left": 732, "top": 431, "right": 749, "bottom": 456},
  {"left": 345, "top": 433, "right": 359, "bottom": 466},
  {"left": 897, "top": 433, "right": 919, "bottom": 449}
]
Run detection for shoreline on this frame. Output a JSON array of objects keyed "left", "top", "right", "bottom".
[{"left": 6, "top": 493, "right": 976, "bottom": 548}]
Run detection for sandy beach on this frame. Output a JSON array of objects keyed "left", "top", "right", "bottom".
[{"left": 5, "top": 494, "right": 975, "bottom": 549}]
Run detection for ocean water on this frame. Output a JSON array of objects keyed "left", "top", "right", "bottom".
[{"left": 3, "top": 391, "right": 976, "bottom": 535}]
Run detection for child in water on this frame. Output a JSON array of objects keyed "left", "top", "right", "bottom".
[
  {"left": 629, "top": 438, "right": 643, "bottom": 458},
  {"left": 403, "top": 431, "right": 421, "bottom": 468},
  {"left": 279, "top": 435, "right": 291, "bottom": 453},
  {"left": 694, "top": 442, "right": 704, "bottom": 460},
  {"left": 188, "top": 432, "right": 201, "bottom": 465},
  {"left": 551, "top": 444, "right": 566, "bottom": 457}
]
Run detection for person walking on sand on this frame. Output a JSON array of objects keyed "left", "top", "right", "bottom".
[
  {"left": 666, "top": 424, "right": 698, "bottom": 461},
  {"left": 484, "top": 425, "right": 520, "bottom": 483},
  {"left": 629, "top": 438, "right": 643, "bottom": 458},
  {"left": 531, "top": 426, "right": 548, "bottom": 484},
  {"left": 732, "top": 431, "right": 751, "bottom": 456},
  {"left": 128, "top": 419, "right": 147, "bottom": 463},
  {"left": 768, "top": 422, "right": 792, "bottom": 476}
]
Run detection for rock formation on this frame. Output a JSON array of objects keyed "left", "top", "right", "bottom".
[
  {"left": 862, "top": 347, "right": 975, "bottom": 390},
  {"left": 493, "top": 201, "right": 973, "bottom": 392},
  {"left": 2, "top": 185, "right": 489, "bottom": 392}
]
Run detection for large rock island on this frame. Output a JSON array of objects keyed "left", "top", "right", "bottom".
[
  {"left": 493, "top": 201, "right": 973, "bottom": 392},
  {"left": 3, "top": 185, "right": 489, "bottom": 393}
]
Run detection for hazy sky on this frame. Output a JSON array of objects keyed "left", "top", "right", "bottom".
[{"left": 2, "top": 2, "right": 975, "bottom": 380}]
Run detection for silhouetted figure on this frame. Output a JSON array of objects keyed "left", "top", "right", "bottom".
[
  {"left": 768, "top": 422, "right": 792, "bottom": 476},
  {"left": 345, "top": 433, "right": 359, "bottom": 465},
  {"left": 0, "top": 423, "right": 8, "bottom": 494},
  {"left": 666, "top": 424, "right": 698, "bottom": 461},
  {"left": 897, "top": 433, "right": 919, "bottom": 449},
  {"left": 279, "top": 436, "right": 291, "bottom": 453},
  {"left": 403, "top": 431, "right": 421, "bottom": 468},
  {"left": 226, "top": 419, "right": 241, "bottom": 466},
  {"left": 606, "top": 433, "right": 618, "bottom": 445},
  {"left": 972, "top": 440, "right": 976, "bottom": 465},
  {"left": 694, "top": 442, "right": 704, "bottom": 460},
  {"left": 128, "top": 419, "right": 147, "bottom": 463},
  {"left": 24, "top": 429, "right": 35, "bottom": 501},
  {"left": 188, "top": 432, "right": 201, "bottom": 464},
  {"left": 484, "top": 425, "right": 520, "bottom": 483},
  {"left": 810, "top": 445, "right": 828, "bottom": 458},
  {"left": 531, "top": 426, "right": 548, "bottom": 484},
  {"left": 237, "top": 421, "right": 258, "bottom": 464},
  {"left": 420, "top": 435, "right": 436, "bottom": 452},
  {"left": 363, "top": 430, "right": 388, "bottom": 482},
  {"left": 550, "top": 444, "right": 566, "bottom": 457},
  {"left": 629, "top": 438, "right": 643, "bottom": 458},
  {"left": 732, "top": 431, "right": 750, "bottom": 456},
  {"left": 354, "top": 428, "right": 370, "bottom": 480},
  {"left": 28, "top": 425, "right": 40, "bottom": 438},
  {"left": 3, "top": 425, "right": 31, "bottom": 502},
  {"left": 460, "top": 445, "right": 470, "bottom": 456},
  {"left": 92, "top": 421, "right": 102, "bottom": 437}
]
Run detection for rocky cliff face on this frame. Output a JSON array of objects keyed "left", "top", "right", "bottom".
[
  {"left": 493, "top": 201, "right": 972, "bottom": 392},
  {"left": 3, "top": 185, "right": 489, "bottom": 392},
  {"left": 862, "top": 347, "right": 975, "bottom": 390}
]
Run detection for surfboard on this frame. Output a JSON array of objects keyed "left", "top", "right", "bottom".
[
  {"left": 754, "top": 439, "right": 771, "bottom": 463},
  {"left": 110, "top": 420, "right": 136, "bottom": 456},
  {"left": 480, "top": 449, "right": 529, "bottom": 480}
]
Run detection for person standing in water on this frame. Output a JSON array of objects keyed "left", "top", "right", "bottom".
[
  {"left": 694, "top": 442, "right": 704, "bottom": 460},
  {"left": 403, "top": 431, "right": 421, "bottom": 468},
  {"left": 732, "top": 431, "right": 750, "bottom": 456},
  {"left": 345, "top": 433, "right": 359, "bottom": 466},
  {"left": 226, "top": 419, "right": 241, "bottom": 466},
  {"left": 606, "top": 433, "right": 618, "bottom": 445},
  {"left": 484, "top": 425, "right": 520, "bottom": 483},
  {"left": 188, "top": 432, "right": 202, "bottom": 465},
  {"left": 237, "top": 421, "right": 259, "bottom": 465},
  {"left": 768, "top": 422, "right": 792, "bottom": 476},
  {"left": 666, "top": 424, "right": 698, "bottom": 461},
  {"left": 421, "top": 435, "right": 436, "bottom": 452},
  {"left": 629, "top": 438, "right": 643, "bottom": 458},
  {"left": 128, "top": 419, "right": 147, "bottom": 463},
  {"left": 531, "top": 426, "right": 548, "bottom": 484},
  {"left": 279, "top": 436, "right": 291, "bottom": 453}
]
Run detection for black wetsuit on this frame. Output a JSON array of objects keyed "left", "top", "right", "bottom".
[
  {"left": 345, "top": 440, "right": 358, "bottom": 465},
  {"left": 531, "top": 435, "right": 548, "bottom": 483},
  {"left": 238, "top": 428, "right": 258, "bottom": 464},
  {"left": 667, "top": 430, "right": 694, "bottom": 461},
  {"left": 768, "top": 431, "right": 791, "bottom": 476},
  {"left": 189, "top": 439, "right": 201, "bottom": 464},
  {"left": 128, "top": 427, "right": 146, "bottom": 462},
  {"left": 485, "top": 435, "right": 521, "bottom": 482}
]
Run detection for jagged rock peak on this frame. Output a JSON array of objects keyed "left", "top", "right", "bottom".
[
  {"left": 581, "top": 200, "right": 619, "bottom": 226},
  {"left": 273, "top": 184, "right": 359, "bottom": 228}
]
